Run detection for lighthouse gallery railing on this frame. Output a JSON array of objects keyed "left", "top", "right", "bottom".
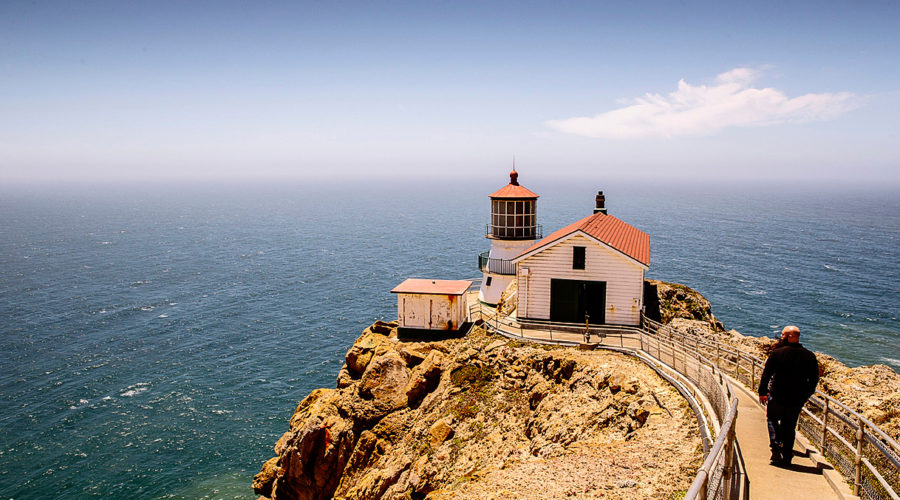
[{"left": 477, "top": 251, "right": 517, "bottom": 275}]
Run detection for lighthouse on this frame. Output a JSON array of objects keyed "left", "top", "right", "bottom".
[{"left": 478, "top": 170, "right": 540, "bottom": 305}]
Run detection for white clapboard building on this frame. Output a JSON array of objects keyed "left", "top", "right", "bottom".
[{"left": 512, "top": 192, "right": 650, "bottom": 326}]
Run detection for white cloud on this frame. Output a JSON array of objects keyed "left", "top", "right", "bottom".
[{"left": 546, "top": 68, "right": 856, "bottom": 139}]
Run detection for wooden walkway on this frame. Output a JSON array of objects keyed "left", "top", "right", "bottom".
[{"left": 475, "top": 314, "right": 855, "bottom": 499}]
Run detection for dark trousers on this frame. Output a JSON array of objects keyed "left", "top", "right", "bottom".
[{"left": 766, "top": 400, "right": 803, "bottom": 462}]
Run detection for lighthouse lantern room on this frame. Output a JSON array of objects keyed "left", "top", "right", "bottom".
[{"left": 478, "top": 170, "right": 540, "bottom": 305}]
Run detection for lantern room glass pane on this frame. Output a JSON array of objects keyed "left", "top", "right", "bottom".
[{"left": 490, "top": 197, "right": 538, "bottom": 239}]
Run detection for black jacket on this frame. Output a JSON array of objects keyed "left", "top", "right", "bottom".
[{"left": 758, "top": 342, "right": 819, "bottom": 407}]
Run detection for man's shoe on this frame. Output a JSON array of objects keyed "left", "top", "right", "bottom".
[{"left": 770, "top": 451, "right": 782, "bottom": 464}]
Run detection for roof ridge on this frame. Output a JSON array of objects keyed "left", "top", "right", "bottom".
[{"left": 515, "top": 210, "right": 649, "bottom": 266}]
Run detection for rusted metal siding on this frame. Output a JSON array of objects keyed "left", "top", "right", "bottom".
[{"left": 516, "top": 234, "right": 644, "bottom": 325}]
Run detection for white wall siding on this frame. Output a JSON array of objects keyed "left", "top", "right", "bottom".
[
  {"left": 397, "top": 293, "right": 467, "bottom": 330},
  {"left": 517, "top": 234, "right": 644, "bottom": 326}
]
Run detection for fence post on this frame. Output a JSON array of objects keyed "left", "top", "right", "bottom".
[
  {"left": 722, "top": 421, "right": 737, "bottom": 500},
  {"left": 751, "top": 362, "right": 756, "bottom": 390},
  {"left": 820, "top": 398, "right": 829, "bottom": 453},
  {"left": 716, "top": 343, "right": 721, "bottom": 369},
  {"left": 854, "top": 416, "right": 864, "bottom": 495}
]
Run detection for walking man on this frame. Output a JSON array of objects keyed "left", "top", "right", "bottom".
[{"left": 758, "top": 325, "right": 819, "bottom": 466}]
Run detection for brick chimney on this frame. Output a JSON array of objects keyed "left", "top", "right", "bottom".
[{"left": 593, "top": 191, "right": 607, "bottom": 215}]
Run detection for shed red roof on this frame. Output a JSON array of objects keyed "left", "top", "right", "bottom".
[
  {"left": 391, "top": 279, "right": 473, "bottom": 295},
  {"left": 516, "top": 212, "right": 650, "bottom": 266}
]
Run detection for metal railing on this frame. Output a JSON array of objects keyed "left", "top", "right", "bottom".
[
  {"left": 468, "top": 301, "right": 746, "bottom": 499},
  {"left": 485, "top": 223, "right": 542, "bottom": 240},
  {"left": 641, "top": 316, "right": 900, "bottom": 500},
  {"left": 477, "top": 251, "right": 517, "bottom": 275},
  {"left": 466, "top": 299, "right": 900, "bottom": 499}
]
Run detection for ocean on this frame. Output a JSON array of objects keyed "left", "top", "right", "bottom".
[{"left": 1, "top": 178, "right": 898, "bottom": 498}]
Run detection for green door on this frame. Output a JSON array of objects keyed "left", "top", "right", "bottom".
[
  {"left": 583, "top": 281, "right": 606, "bottom": 324},
  {"left": 550, "top": 279, "right": 606, "bottom": 324}
]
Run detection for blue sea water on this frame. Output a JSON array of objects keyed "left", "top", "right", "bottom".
[{"left": 1, "top": 179, "right": 898, "bottom": 498}]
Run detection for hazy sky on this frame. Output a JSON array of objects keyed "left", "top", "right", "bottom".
[{"left": 2, "top": 1, "right": 899, "bottom": 184}]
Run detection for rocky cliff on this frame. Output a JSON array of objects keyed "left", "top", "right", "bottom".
[
  {"left": 653, "top": 280, "right": 900, "bottom": 442},
  {"left": 254, "top": 321, "right": 702, "bottom": 499}
]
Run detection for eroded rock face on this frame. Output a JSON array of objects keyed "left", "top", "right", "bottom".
[
  {"left": 405, "top": 350, "right": 444, "bottom": 406},
  {"left": 650, "top": 279, "right": 724, "bottom": 331},
  {"left": 254, "top": 321, "right": 701, "bottom": 499},
  {"left": 253, "top": 457, "right": 280, "bottom": 498},
  {"left": 267, "top": 388, "right": 356, "bottom": 500},
  {"left": 359, "top": 350, "right": 409, "bottom": 410}
]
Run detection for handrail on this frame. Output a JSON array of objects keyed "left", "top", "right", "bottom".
[
  {"left": 469, "top": 302, "right": 745, "bottom": 499},
  {"left": 686, "top": 401, "right": 740, "bottom": 500},
  {"left": 472, "top": 303, "right": 900, "bottom": 499},
  {"left": 641, "top": 314, "right": 900, "bottom": 500}
]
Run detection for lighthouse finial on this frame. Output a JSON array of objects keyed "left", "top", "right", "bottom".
[{"left": 509, "top": 156, "right": 519, "bottom": 185}]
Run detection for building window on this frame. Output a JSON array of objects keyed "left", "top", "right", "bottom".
[
  {"left": 486, "top": 276, "right": 493, "bottom": 286},
  {"left": 573, "top": 246, "right": 585, "bottom": 269}
]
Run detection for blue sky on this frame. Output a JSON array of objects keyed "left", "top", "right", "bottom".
[{"left": 2, "top": 1, "right": 899, "bottom": 184}]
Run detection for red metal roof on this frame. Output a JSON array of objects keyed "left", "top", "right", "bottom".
[
  {"left": 489, "top": 183, "right": 540, "bottom": 199},
  {"left": 516, "top": 212, "right": 650, "bottom": 266},
  {"left": 391, "top": 279, "right": 473, "bottom": 295},
  {"left": 489, "top": 170, "right": 539, "bottom": 199}
]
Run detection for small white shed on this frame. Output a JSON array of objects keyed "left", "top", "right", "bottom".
[{"left": 391, "top": 279, "right": 472, "bottom": 331}]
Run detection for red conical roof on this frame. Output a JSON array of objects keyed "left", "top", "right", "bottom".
[{"left": 489, "top": 170, "right": 539, "bottom": 199}]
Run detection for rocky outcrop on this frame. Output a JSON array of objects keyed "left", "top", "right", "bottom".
[
  {"left": 649, "top": 279, "right": 724, "bottom": 331},
  {"left": 255, "top": 320, "right": 701, "bottom": 499}
]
